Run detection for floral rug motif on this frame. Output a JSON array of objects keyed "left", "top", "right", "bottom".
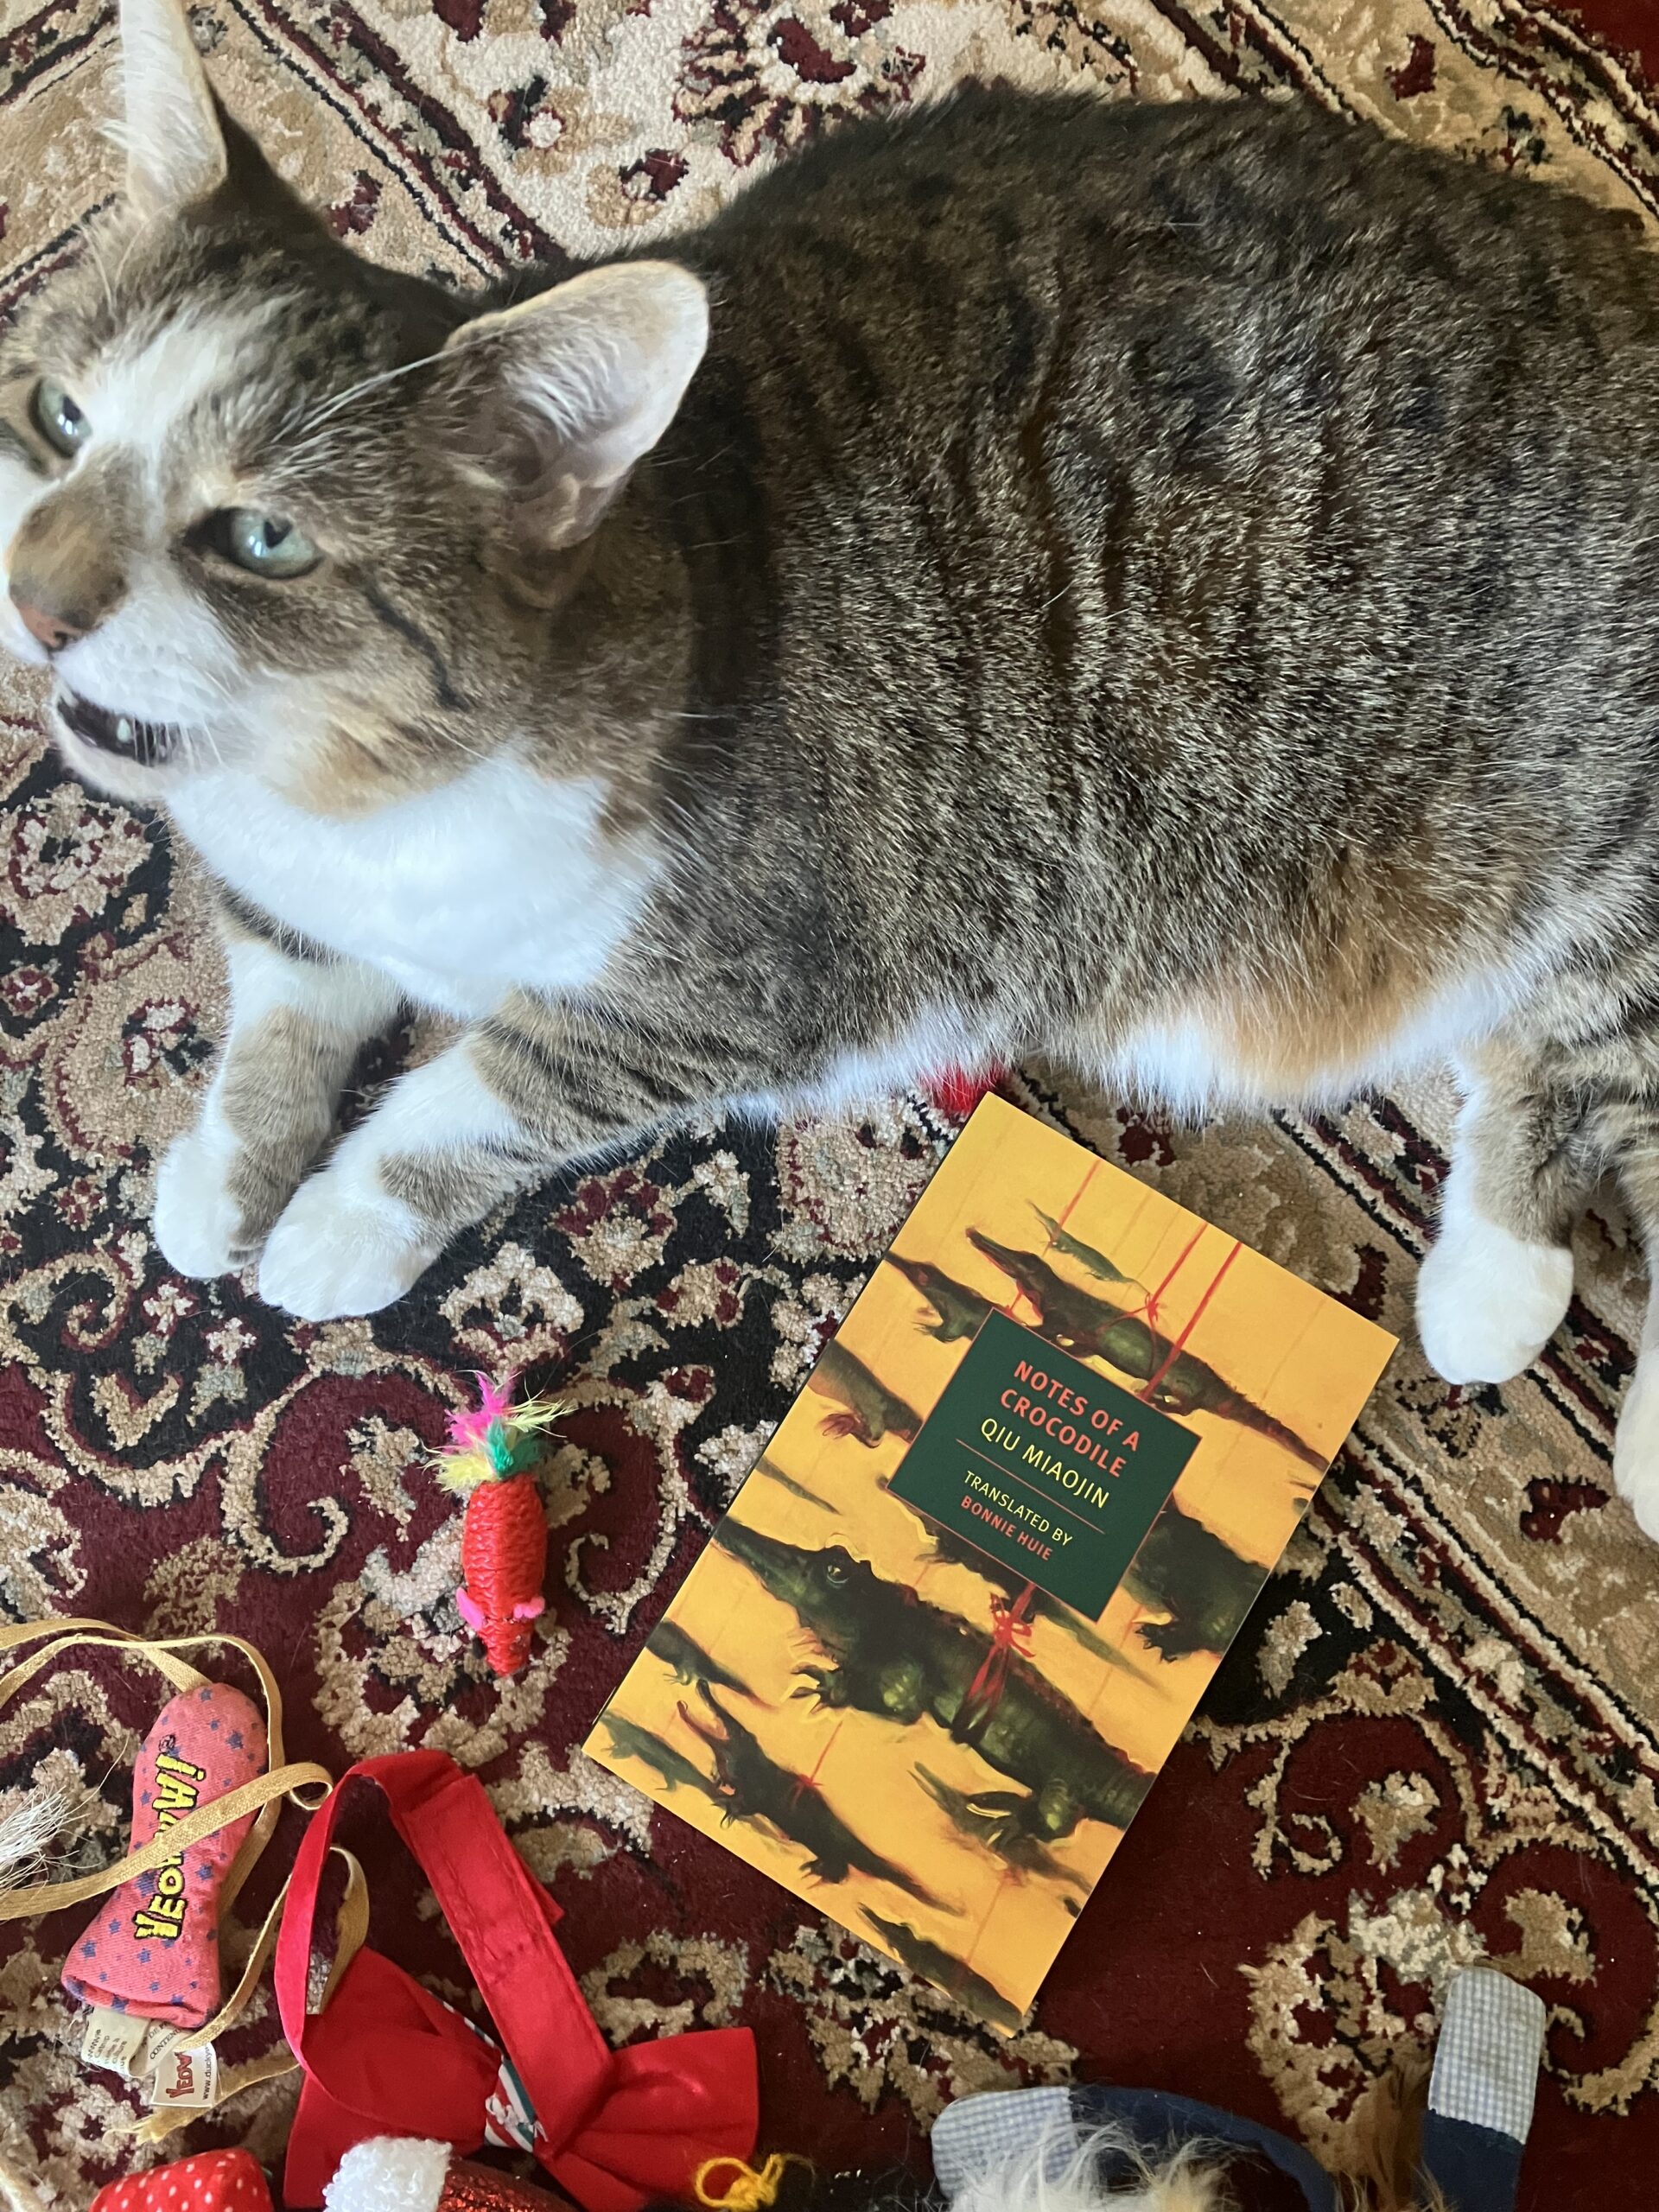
[{"left": 3, "top": 3, "right": 1659, "bottom": 2206}]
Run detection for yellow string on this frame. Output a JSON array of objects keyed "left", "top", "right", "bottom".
[
  {"left": 694, "top": 2156, "right": 809, "bottom": 2211},
  {"left": 0, "top": 1622, "right": 332, "bottom": 1923},
  {"left": 0, "top": 1617, "right": 348, "bottom": 2139},
  {"left": 119, "top": 1846, "right": 371, "bottom": 2142}
]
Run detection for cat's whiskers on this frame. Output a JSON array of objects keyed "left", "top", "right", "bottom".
[
  {"left": 433, "top": 728, "right": 491, "bottom": 766},
  {"left": 110, "top": 219, "right": 151, "bottom": 299},
  {"left": 280, "top": 344, "right": 454, "bottom": 456}
]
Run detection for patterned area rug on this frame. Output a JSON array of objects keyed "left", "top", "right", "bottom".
[{"left": 4, "top": 2, "right": 1659, "bottom": 2205}]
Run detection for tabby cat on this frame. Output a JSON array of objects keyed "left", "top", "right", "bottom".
[{"left": 5, "top": 0, "right": 1659, "bottom": 1527}]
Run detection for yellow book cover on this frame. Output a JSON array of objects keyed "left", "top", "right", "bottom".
[{"left": 586, "top": 1095, "right": 1396, "bottom": 2031}]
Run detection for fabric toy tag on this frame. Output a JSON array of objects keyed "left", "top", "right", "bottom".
[
  {"left": 61, "top": 1681, "right": 269, "bottom": 2030},
  {"left": 80, "top": 2004, "right": 223, "bottom": 2107},
  {"left": 81, "top": 2001, "right": 149, "bottom": 2079},
  {"left": 145, "top": 2034, "right": 222, "bottom": 2110}
]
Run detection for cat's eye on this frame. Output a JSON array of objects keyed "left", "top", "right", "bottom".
[
  {"left": 217, "top": 508, "right": 321, "bottom": 579},
  {"left": 31, "top": 376, "right": 90, "bottom": 457}
]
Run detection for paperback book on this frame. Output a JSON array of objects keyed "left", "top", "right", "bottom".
[{"left": 588, "top": 1095, "right": 1395, "bottom": 2030}]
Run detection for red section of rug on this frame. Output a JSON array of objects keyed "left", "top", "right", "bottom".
[
  {"left": 6, "top": 1300, "right": 1656, "bottom": 2210},
  {"left": 6, "top": 1, "right": 1659, "bottom": 2201},
  {"left": 1565, "top": 0, "right": 1658, "bottom": 88}
]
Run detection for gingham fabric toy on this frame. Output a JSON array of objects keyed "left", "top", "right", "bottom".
[{"left": 928, "top": 1967, "right": 1548, "bottom": 2212}]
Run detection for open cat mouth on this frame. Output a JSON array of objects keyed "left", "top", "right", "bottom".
[{"left": 55, "top": 691, "right": 182, "bottom": 768}]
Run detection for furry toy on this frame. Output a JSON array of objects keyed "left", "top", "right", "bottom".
[
  {"left": 645, "top": 1966, "right": 1547, "bottom": 2212},
  {"left": 325, "top": 2139, "right": 573, "bottom": 2212}
]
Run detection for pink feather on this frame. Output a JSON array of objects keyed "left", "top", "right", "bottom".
[{"left": 442, "top": 1370, "right": 519, "bottom": 1454}]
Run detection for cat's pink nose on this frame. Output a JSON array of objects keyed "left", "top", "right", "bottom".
[{"left": 11, "top": 596, "right": 86, "bottom": 652}]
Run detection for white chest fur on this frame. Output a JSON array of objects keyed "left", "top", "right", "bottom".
[{"left": 168, "top": 755, "right": 659, "bottom": 1018}]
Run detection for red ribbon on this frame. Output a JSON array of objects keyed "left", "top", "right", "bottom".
[
  {"left": 957, "top": 1586, "right": 1037, "bottom": 1740},
  {"left": 276, "top": 1752, "right": 758, "bottom": 2210}
]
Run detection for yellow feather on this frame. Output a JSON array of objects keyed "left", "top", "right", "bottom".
[
  {"left": 509, "top": 1392, "right": 572, "bottom": 1433},
  {"left": 435, "top": 1447, "right": 495, "bottom": 1497},
  {"left": 430, "top": 1393, "right": 572, "bottom": 1496}
]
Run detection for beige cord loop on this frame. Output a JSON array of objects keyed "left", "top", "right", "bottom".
[
  {"left": 122, "top": 1847, "right": 372, "bottom": 2145},
  {"left": 0, "top": 1617, "right": 349, "bottom": 2132},
  {"left": 0, "top": 1765, "right": 331, "bottom": 1923},
  {"left": 0, "top": 1620, "right": 331, "bottom": 1923}
]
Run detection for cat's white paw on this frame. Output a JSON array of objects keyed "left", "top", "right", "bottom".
[
  {"left": 257, "top": 1173, "right": 436, "bottom": 1320},
  {"left": 1416, "top": 1198, "right": 1573, "bottom": 1386},
  {"left": 1613, "top": 1357, "right": 1659, "bottom": 1541},
  {"left": 152, "top": 1126, "right": 249, "bottom": 1279}
]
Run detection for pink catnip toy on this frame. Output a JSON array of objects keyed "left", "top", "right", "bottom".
[{"left": 61, "top": 1681, "right": 267, "bottom": 2031}]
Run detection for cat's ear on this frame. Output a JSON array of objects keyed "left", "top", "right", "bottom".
[
  {"left": 119, "top": 0, "right": 229, "bottom": 219},
  {"left": 442, "top": 261, "right": 709, "bottom": 556}
]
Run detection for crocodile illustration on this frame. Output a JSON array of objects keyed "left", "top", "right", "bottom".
[
  {"left": 1126, "top": 1498, "right": 1266, "bottom": 1662},
  {"left": 884, "top": 1253, "right": 998, "bottom": 1344},
  {"left": 806, "top": 1338, "right": 923, "bottom": 1446},
  {"left": 1031, "top": 1208, "right": 1140, "bottom": 1288},
  {"left": 752, "top": 1458, "right": 836, "bottom": 1512},
  {"left": 880, "top": 1479, "right": 1149, "bottom": 1681},
  {"left": 916, "top": 1765, "right": 1090, "bottom": 1898},
  {"left": 861, "top": 1910, "right": 1023, "bottom": 2033},
  {"left": 967, "top": 1230, "right": 1325, "bottom": 1473},
  {"left": 645, "top": 1619, "right": 754, "bottom": 1698},
  {"left": 600, "top": 1714, "right": 720, "bottom": 1802},
  {"left": 715, "top": 1519, "right": 1151, "bottom": 1840},
  {"left": 678, "top": 1685, "right": 944, "bottom": 1904}
]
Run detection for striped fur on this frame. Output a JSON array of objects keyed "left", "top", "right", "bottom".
[{"left": 9, "top": 0, "right": 1659, "bottom": 1531}]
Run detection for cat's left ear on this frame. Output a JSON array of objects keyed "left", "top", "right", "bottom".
[
  {"left": 441, "top": 260, "right": 709, "bottom": 558},
  {"left": 119, "top": 0, "right": 230, "bottom": 218}
]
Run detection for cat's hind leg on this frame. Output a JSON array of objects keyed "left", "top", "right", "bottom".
[
  {"left": 1415, "top": 1039, "right": 1592, "bottom": 1388},
  {"left": 1421, "top": 1044, "right": 1659, "bottom": 1538},
  {"left": 1604, "top": 1140, "right": 1659, "bottom": 1538}
]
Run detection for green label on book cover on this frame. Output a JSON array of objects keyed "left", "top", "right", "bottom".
[{"left": 887, "top": 1310, "right": 1197, "bottom": 1620}]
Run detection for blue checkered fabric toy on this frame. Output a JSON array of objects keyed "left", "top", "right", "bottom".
[
  {"left": 638, "top": 1965, "right": 1548, "bottom": 2212},
  {"left": 930, "top": 1967, "right": 1547, "bottom": 2212}
]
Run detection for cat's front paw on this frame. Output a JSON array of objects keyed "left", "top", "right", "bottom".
[
  {"left": 152, "top": 1125, "right": 255, "bottom": 1279},
  {"left": 1613, "top": 1357, "right": 1659, "bottom": 1541},
  {"left": 1415, "top": 1202, "right": 1573, "bottom": 1386},
  {"left": 257, "top": 1171, "right": 437, "bottom": 1320}
]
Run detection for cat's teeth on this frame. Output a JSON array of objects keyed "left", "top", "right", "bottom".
[{"left": 116, "top": 717, "right": 133, "bottom": 747}]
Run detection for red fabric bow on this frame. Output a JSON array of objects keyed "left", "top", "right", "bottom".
[
  {"left": 276, "top": 1752, "right": 758, "bottom": 2211},
  {"left": 93, "top": 2152, "right": 272, "bottom": 2212}
]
